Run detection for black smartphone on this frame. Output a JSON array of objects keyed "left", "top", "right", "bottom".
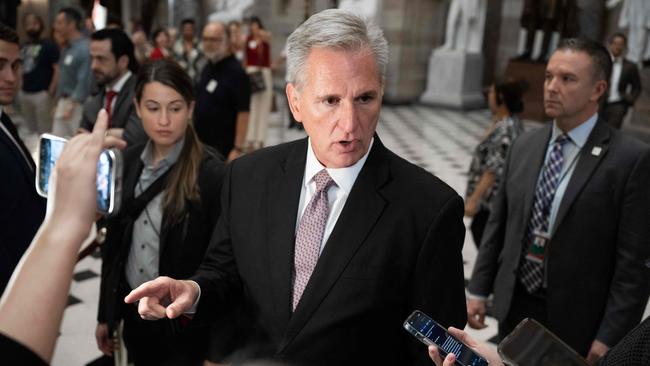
[
  {"left": 36, "top": 133, "right": 122, "bottom": 215},
  {"left": 404, "top": 310, "right": 489, "bottom": 366},
  {"left": 497, "top": 318, "right": 588, "bottom": 366}
]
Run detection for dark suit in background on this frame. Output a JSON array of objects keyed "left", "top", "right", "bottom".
[
  {"left": 469, "top": 120, "right": 650, "bottom": 355},
  {"left": 79, "top": 74, "right": 147, "bottom": 146},
  {"left": 601, "top": 59, "right": 641, "bottom": 129},
  {"left": 0, "top": 111, "right": 46, "bottom": 295},
  {"left": 192, "top": 137, "right": 467, "bottom": 365}
]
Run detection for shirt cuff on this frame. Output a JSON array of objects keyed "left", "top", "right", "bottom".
[
  {"left": 184, "top": 280, "right": 201, "bottom": 314},
  {"left": 466, "top": 291, "right": 488, "bottom": 301}
]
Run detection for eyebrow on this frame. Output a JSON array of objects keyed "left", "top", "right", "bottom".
[{"left": 316, "top": 90, "right": 379, "bottom": 100}]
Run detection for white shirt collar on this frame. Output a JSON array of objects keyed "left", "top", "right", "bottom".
[
  {"left": 108, "top": 70, "right": 132, "bottom": 93},
  {"left": 303, "top": 137, "right": 374, "bottom": 195}
]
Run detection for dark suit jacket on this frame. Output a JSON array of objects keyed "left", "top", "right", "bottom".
[
  {"left": 0, "top": 113, "right": 46, "bottom": 295},
  {"left": 608, "top": 59, "right": 641, "bottom": 106},
  {"left": 98, "top": 142, "right": 225, "bottom": 345},
  {"left": 191, "top": 137, "right": 467, "bottom": 366},
  {"left": 79, "top": 74, "right": 147, "bottom": 146},
  {"left": 469, "top": 120, "right": 650, "bottom": 354}
]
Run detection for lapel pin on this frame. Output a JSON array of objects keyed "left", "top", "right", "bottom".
[{"left": 591, "top": 146, "right": 602, "bottom": 156}]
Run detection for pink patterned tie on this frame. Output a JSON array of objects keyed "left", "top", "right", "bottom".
[{"left": 292, "top": 169, "right": 335, "bottom": 311}]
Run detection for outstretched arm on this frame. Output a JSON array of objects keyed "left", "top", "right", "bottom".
[{"left": 0, "top": 110, "right": 124, "bottom": 362}]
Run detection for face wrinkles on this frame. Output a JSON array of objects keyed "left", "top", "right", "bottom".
[{"left": 289, "top": 47, "right": 382, "bottom": 168}]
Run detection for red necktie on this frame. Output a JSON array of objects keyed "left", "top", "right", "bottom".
[{"left": 105, "top": 90, "right": 118, "bottom": 128}]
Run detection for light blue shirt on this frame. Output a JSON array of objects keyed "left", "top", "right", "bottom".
[{"left": 544, "top": 113, "right": 598, "bottom": 235}]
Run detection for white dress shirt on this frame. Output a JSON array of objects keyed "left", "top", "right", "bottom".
[
  {"left": 105, "top": 71, "right": 132, "bottom": 113},
  {"left": 608, "top": 57, "right": 623, "bottom": 103},
  {"left": 296, "top": 137, "right": 374, "bottom": 253}
]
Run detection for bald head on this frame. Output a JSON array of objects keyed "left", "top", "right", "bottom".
[{"left": 202, "top": 21, "right": 230, "bottom": 62}]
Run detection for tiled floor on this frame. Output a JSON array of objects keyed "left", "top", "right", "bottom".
[{"left": 11, "top": 101, "right": 649, "bottom": 365}]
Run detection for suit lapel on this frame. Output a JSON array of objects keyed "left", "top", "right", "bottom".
[
  {"left": 552, "top": 120, "right": 609, "bottom": 232},
  {"left": 265, "top": 139, "right": 308, "bottom": 332},
  {"left": 0, "top": 112, "right": 35, "bottom": 183},
  {"left": 112, "top": 76, "right": 134, "bottom": 126},
  {"left": 520, "top": 124, "right": 553, "bottom": 230},
  {"left": 279, "top": 138, "right": 389, "bottom": 352}
]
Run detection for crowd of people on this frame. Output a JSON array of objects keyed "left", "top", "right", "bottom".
[
  {"left": 12, "top": 7, "right": 276, "bottom": 160},
  {"left": 0, "top": 5, "right": 649, "bottom": 366}
]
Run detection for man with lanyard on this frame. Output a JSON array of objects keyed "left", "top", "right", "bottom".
[{"left": 467, "top": 37, "right": 650, "bottom": 363}]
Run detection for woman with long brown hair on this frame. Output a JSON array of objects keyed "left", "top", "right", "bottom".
[{"left": 96, "top": 59, "right": 226, "bottom": 365}]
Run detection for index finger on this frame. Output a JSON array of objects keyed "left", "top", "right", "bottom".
[{"left": 91, "top": 109, "right": 109, "bottom": 143}]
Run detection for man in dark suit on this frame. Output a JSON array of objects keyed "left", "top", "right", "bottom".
[
  {"left": 125, "top": 9, "right": 467, "bottom": 365},
  {"left": 467, "top": 37, "right": 650, "bottom": 363},
  {"left": 78, "top": 28, "right": 146, "bottom": 146},
  {"left": 0, "top": 23, "right": 46, "bottom": 295},
  {"left": 601, "top": 32, "right": 641, "bottom": 129}
]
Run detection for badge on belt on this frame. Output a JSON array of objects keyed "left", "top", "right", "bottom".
[{"left": 526, "top": 229, "right": 550, "bottom": 264}]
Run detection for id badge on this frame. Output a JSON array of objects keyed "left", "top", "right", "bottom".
[
  {"left": 64, "top": 54, "right": 73, "bottom": 65},
  {"left": 206, "top": 79, "right": 218, "bottom": 93},
  {"left": 525, "top": 230, "right": 550, "bottom": 264}
]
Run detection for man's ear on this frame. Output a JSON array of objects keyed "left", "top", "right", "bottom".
[
  {"left": 117, "top": 55, "right": 129, "bottom": 72},
  {"left": 591, "top": 79, "right": 608, "bottom": 103},
  {"left": 286, "top": 83, "right": 302, "bottom": 123}
]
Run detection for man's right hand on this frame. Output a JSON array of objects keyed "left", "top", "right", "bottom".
[
  {"left": 124, "top": 276, "right": 199, "bottom": 320},
  {"left": 95, "top": 323, "right": 115, "bottom": 356},
  {"left": 466, "top": 298, "right": 487, "bottom": 329}
]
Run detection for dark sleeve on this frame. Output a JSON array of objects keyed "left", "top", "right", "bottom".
[
  {"left": 78, "top": 99, "right": 94, "bottom": 132},
  {"left": 625, "top": 64, "right": 642, "bottom": 105},
  {"left": 409, "top": 193, "right": 467, "bottom": 365},
  {"left": 467, "top": 144, "right": 513, "bottom": 296},
  {"left": 48, "top": 41, "right": 60, "bottom": 64},
  {"left": 190, "top": 162, "right": 242, "bottom": 324},
  {"left": 599, "top": 317, "right": 650, "bottom": 366},
  {"left": 0, "top": 332, "right": 48, "bottom": 366},
  {"left": 122, "top": 113, "right": 148, "bottom": 147},
  {"left": 596, "top": 148, "right": 650, "bottom": 346},
  {"left": 235, "top": 68, "right": 251, "bottom": 112}
]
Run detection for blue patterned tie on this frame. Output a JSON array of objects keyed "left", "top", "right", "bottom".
[{"left": 520, "top": 134, "right": 570, "bottom": 293}]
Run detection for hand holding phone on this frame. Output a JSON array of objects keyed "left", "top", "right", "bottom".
[
  {"left": 404, "top": 310, "right": 490, "bottom": 366},
  {"left": 36, "top": 133, "right": 123, "bottom": 215}
]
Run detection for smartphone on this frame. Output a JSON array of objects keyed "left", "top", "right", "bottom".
[
  {"left": 404, "top": 310, "right": 489, "bottom": 366},
  {"left": 497, "top": 318, "right": 588, "bottom": 366},
  {"left": 36, "top": 133, "right": 122, "bottom": 215}
]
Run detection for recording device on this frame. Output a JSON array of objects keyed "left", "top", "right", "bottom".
[
  {"left": 498, "top": 318, "right": 588, "bottom": 366},
  {"left": 36, "top": 133, "right": 122, "bottom": 215},
  {"left": 404, "top": 310, "right": 489, "bottom": 366}
]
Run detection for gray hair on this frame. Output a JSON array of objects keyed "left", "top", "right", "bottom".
[{"left": 285, "top": 9, "right": 388, "bottom": 88}]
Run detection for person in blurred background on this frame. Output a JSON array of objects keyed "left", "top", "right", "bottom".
[
  {"left": 52, "top": 7, "right": 91, "bottom": 138},
  {"left": 20, "top": 12, "right": 59, "bottom": 135},
  {"left": 465, "top": 79, "right": 525, "bottom": 248},
  {"left": 244, "top": 16, "right": 272, "bottom": 151},
  {"left": 149, "top": 28, "right": 171, "bottom": 61}
]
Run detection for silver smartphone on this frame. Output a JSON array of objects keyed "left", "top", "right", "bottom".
[
  {"left": 404, "top": 310, "right": 489, "bottom": 366},
  {"left": 497, "top": 318, "right": 588, "bottom": 366},
  {"left": 36, "top": 133, "right": 122, "bottom": 215}
]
